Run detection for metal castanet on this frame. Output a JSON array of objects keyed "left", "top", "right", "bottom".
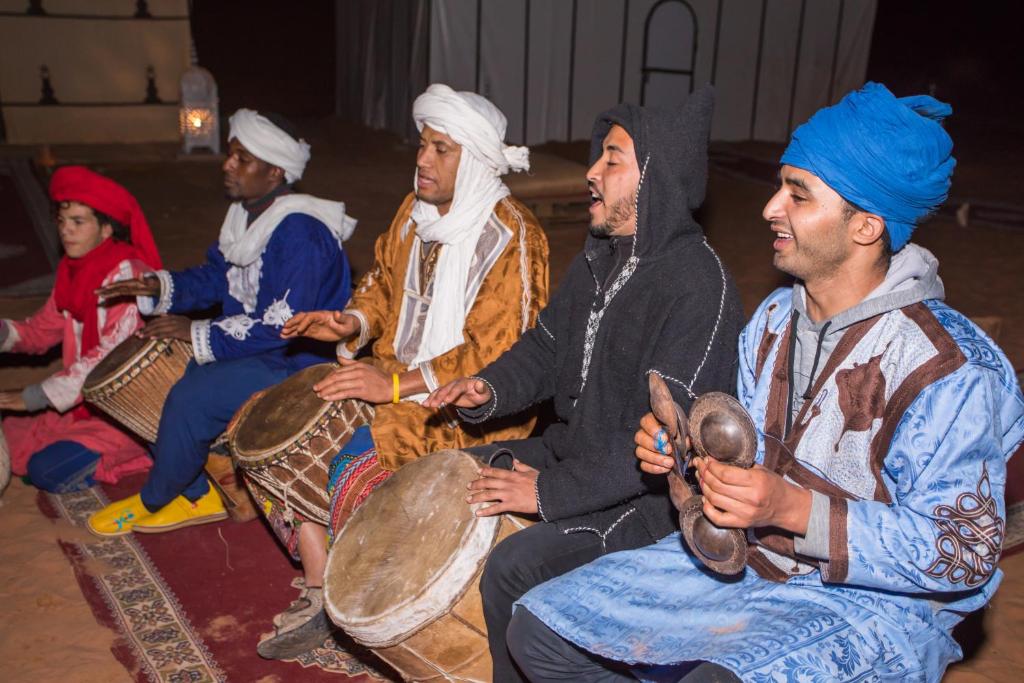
[{"left": 647, "top": 379, "right": 757, "bottom": 575}]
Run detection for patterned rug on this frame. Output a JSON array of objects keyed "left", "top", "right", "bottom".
[{"left": 41, "top": 483, "right": 387, "bottom": 682}]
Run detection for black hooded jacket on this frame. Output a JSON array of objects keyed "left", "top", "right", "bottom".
[{"left": 462, "top": 87, "right": 744, "bottom": 550}]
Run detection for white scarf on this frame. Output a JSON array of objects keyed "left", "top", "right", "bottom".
[
  {"left": 404, "top": 84, "right": 529, "bottom": 366},
  {"left": 228, "top": 109, "right": 311, "bottom": 183},
  {"left": 219, "top": 194, "right": 357, "bottom": 310}
]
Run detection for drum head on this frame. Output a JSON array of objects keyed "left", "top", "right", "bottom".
[
  {"left": 325, "top": 450, "right": 500, "bottom": 647},
  {"left": 231, "top": 363, "right": 337, "bottom": 457},
  {"left": 84, "top": 335, "right": 157, "bottom": 390}
]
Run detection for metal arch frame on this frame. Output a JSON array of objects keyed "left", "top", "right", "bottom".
[{"left": 640, "top": 0, "right": 698, "bottom": 105}]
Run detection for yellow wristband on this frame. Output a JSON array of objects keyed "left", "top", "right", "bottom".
[{"left": 392, "top": 373, "right": 401, "bottom": 404}]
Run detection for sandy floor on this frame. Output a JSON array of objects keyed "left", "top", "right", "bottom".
[
  {"left": 1, "top": 121, "right": 1022, "bottom": 680},
  {"left": 0, "top": 479, "right": 131, "bottom": 683}
]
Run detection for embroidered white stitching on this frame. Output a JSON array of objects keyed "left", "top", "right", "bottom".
[
  {"left": 191, "top": 320, "right": 216, "bottom": 364},
  {"left": 644, "top": 240, "right": 729, "bottom": 401},
  {"left": 212, "top": 314, "right": 257, "bottom": 341},
  {"left": 562, "top": 507, "right": 637, "bottom": 550},
  {"left": 262, "top": 289, "right": 294, "bottom": 328},
  {"left": 538, "top": 319, "right": 556, "bottom": 341},
  {"left": 534, "top": 476, "right": 548, "bottom": 522}
]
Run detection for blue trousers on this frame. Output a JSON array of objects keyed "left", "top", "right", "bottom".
[
  {"left": 26, "top": 441, "right": 100, "bottom": 493},
  {"left": 140, "top": 356, "right": 291, "bottom": 511}
]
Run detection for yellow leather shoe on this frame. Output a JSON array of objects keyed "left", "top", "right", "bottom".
[
  {"left": 87, "top": 494, "right": 151, "bottom": 537},
  {"left": 133, "top": 487, "right": 227, "bottom": 534}
]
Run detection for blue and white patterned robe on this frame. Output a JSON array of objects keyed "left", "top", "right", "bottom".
[{"left": 519, "top": 288, "right": 1024, "bottom": 682}]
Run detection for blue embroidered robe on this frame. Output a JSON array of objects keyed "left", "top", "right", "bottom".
[
  {"left": 519, "top": 288, "right": 1024, "bottom": 682},
  {"left": 150, "top": 212, "right": 351, "bottom": 371}
]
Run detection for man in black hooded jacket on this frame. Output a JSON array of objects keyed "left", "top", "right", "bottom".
[{"left": 426, "top": 86, "right": 744, "bottom": 681}]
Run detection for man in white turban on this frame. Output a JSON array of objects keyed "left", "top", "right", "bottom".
[
  {"left": 89, "top": 110, "right": 357, "bottom": 539},
  {"left": 249, "top": 85, "right": 551, "bottom": 659}
]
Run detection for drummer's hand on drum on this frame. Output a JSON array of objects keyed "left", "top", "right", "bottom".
[
  {"left": 424, "top": 377, "right": 492, "bottom": 410},
  {"left": 96, "top": 275, "right": 160, "bottom": 301},
  {"left": 0, "top": 391, "right": 26, "bottom": 411},
  {"left": 313, "top": 357, "right": 391, "bottom": 402},
  {"left": 466, "top": 460, "right": 539, "bottom": 516},
  {"left": 137, "top": 315, "right": 192, "bottom": 342},
  {"left": 280, "top": 310, "right": 359, "bottom": 342}
]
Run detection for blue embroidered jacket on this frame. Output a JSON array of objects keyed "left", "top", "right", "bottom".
[{"left": 147, "top": 213, "right": 351, "bottom": 372}]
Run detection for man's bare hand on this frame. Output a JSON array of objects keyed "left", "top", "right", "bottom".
[
  {"left": 97, "top": 275, "right": 160, "bottom": 301},
  {"left": 466, "top": 460, "right": 539, "bottom": 516},
  {"left": 313, "top": 357, "right": 391, "bottom": 403},
  {"left": 281, "top": 310, "right": 359, "bottom": 342},
  {"left": 635, "top": 411, "right": 691, "bottom": 475},
  {"left": 0, "top": 390, "right": 27, "bottom": 411},
  {"left": 424, "top": 377, "right": 493, "bottom": 409},
  {"left": 694, "top": 457, "right": 811, "bottom": 534},
  {"left": 137, "top": 315, "right": 192, "bottom": 342}
]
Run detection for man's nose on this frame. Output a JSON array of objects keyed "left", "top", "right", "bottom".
[{"left": 762, "top": 189, "right": 784, "bottom": 221}]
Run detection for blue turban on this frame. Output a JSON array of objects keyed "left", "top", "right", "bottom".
[{"left": 780, "top": 82, "right": 955, "bottom": 252}]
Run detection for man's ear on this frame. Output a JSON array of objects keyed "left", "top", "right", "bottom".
[
  {"left": 850, "top": 212, "right": 887, "bottom": 248},
  {"left": 100, "top": 223, "right": 114, "bottom": 241},
  {"left": 269, "top": 165, "right": 285, "bottom": 184}
]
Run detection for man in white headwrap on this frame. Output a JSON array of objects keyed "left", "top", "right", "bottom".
[
  {"left": 248, "top": 84, "right": 550, "bottom": 659},
  {"left": 89, "top": 110, "right": 357, "bottom": 539}
]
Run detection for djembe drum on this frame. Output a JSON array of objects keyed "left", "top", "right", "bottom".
[
  {"left": 228, "top": 363, "right": 375, "bottom": 525},
  {"left": 82, "top": 335, "right": 258, "bottom": 521},
  {"left": 83, "top": 336, "right": 193, "bottom": 443},
  {"left": 325, "top": 449, "right": 533, "bottom": 682}
]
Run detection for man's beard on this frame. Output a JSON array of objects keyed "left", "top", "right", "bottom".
[{"left": 589, "top": 196, "right": 635, "bottom": 238}]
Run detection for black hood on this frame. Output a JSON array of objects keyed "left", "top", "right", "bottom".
[{"left": 588, "top": 86, "right": 714, "bottom": 261}]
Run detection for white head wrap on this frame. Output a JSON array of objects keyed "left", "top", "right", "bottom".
[
  {"left": 228, "top": 109, "right": 311, "bottom": 183},
  {"left": 402, "top": 84, "right": 529, "bottom": 366}
]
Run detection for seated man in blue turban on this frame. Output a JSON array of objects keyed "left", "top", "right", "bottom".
[{"left": 504, "top": 82, "right": 1024, "bottom": 682}]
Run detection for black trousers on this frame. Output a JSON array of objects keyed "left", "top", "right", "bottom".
[
  {"left": 508, "top": 609, "right": 741, "bottom": 683},
  {"left": 481, "top": 521, "right": 608, "bottom": 682}
]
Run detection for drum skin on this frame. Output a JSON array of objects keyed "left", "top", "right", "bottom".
[
  {"left": 325, "top": 449, "right": 532, "bottom": 682},
  {"left": 228, "top": 363, "right": 374, "bottom": 526},
  {"left": 82, "top": 336, "right": 194, "bottom": 443}
]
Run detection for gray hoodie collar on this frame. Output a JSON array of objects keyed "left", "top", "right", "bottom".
[{"left": 792, "top": 243, "right": 945, "bottom": 333}]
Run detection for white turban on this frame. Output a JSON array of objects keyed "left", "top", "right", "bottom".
[
  {"left": 228, "top": 109, "right": 311, "bottom": 183},
  {"left": 412, "top": 84, "right": 530, "bottom": 175},
  {"left": 398, "top": 85, "right": 528, "bottom": 368}
]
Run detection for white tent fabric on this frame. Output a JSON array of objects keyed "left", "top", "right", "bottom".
[{"left": 421, "top": 0, "right": 876, "bottom": 144}]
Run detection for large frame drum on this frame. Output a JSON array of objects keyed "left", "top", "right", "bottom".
[
  {"left": 228, "top": 363, "right": 375, "bottom": 525},
  {"left": 325, "top": 449, "right": 532, "bottom": 682},
  {"left": 82, "top": 336, "right": 193, "bottom": 443}
]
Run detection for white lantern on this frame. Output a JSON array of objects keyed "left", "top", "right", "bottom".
[{"left": 179, "top": 63, "right": 220, "bottom": 154}]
